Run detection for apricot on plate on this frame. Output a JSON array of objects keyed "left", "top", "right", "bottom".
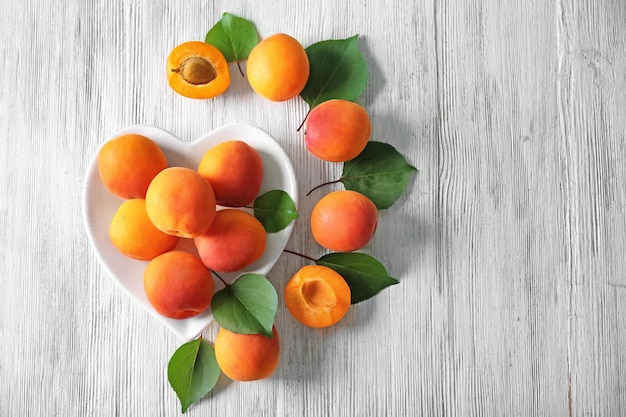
[
  {"left": 197, "top": 140, "right": 263, "bottom": 207},
  {"left": 145, "top": 167, "right": 217, "bottom": 238},
  {"left": 305, "top": 99, "right": 371, "bottom": 162},
  {"left": 284, "top": 265, "right": 351, "bottom": 328},
  {"left": 167, "top": 41, "right": 230, "bottom": 99},
  {"left": 311, "top": 190, "right": 378, "bottom": 252},
  {"left": 194, "top": 209, "right": 266, "bottom": 273},
  {"left": 97, "top": 133, "right": 168, "bottom": 199},
  {"left": 246, "top": 33, "right": 310, "bottom": 102},
  {"left": 215, "top": 326, "right": 280, "bottom": 381},
  {"left": 144, "top": 250, "right": 214, "bottom": 320},
  {"left": 108, "top": 199, "right": 179, "bottom": 260}
]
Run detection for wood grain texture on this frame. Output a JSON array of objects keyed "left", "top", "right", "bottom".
[{"left": 1, "top": 0, "right": 625, "bottom": 416}]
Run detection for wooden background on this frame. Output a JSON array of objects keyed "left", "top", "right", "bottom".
[{"left": 2, "top": 0, "right": 625, "bottom": 415}]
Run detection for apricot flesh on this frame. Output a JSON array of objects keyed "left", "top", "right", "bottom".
[
  {"left": 215, "top": 326, "right": 280, "bottom": 381},
  {"left": 145, "top": 167, "right": 217, "bottom": 238},
  {"left": 97, "top": 134, "right": 168, "bottom": 199},
  {"left": 197, "top": 140, "right": 263, "bottom": 207},
  {"left": 284, "top": 265, "right": 351, "bottom": 328},
  {"left": 194, "top": 209, "right": 266, "bottom": 273},
  {"left": 311, "top": 190, "right": 378, "bottom": 252},
  {"left": 305, "top": 99, "right": 371, "bottom": 162},
  {"left": 108, "top": 199, "right": 179, "bottom": 261},
  {"left": 247, "top": 33, "right": 310, "bottom": 102},
  {"left": 167, "top": 41, "right": 230, "bottom": 99},
  {"left": 143, "top": 250, "right": 214, "bottom": 319}
]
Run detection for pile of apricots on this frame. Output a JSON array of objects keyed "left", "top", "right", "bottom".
[{"left": 98, "top": 30, "right": 380, "bottom": 383}]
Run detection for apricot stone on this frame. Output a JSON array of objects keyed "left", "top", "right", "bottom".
[
  {"left": 305, "top": 99, "right": 371, "bottom": 162},
  {"left": 145, "top": 167, "right": 217, "bottom": 238},
  {"left": 215, "top": 326, "right": 280, "bottom": 381},
  {"left": 197, "top": 140, "right": 263, "bottom": 207},
  {"left": 247, "top": 33, "right": 310, "bottom": 102},
  {"left": 144, "top": 250, "right": 214, "bottom": 319},
  {"left": 194, "top": 209, "right": 266, "bottom": 273},
  {"left": 310, "top": 190, "right": 378, "bottom": 252}
]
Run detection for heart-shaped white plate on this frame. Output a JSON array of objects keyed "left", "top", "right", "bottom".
[{"left": 82, "top": 123, "right": 298, "bottom": 341}]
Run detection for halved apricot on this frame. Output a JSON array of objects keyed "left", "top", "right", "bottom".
[
  {"left": 167, "top": 41, "right": 230, "bottom": 99},
  {"left": 284, "top": 265, "right": 351, "bottom": 328}
]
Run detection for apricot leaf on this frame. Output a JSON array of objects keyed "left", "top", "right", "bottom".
[
  {"left": 300, "top": 35, "right": 368, "bottom": 109},
  {"left": 211, "top": 273, "right": 277, "bottom": 338},
  {"left": 316, "top": 252, "right": 398, "bottom": 304},
  {"left": 341, "top": 141, "right": 417, "bottom": 209},
  {"left": 168, "top": 337, "right": 220, "bottom": 413},
  {"left": 205, "top": 12, "right": 258, "bottom": 75},
  {"left": 253, "top": 189, "right": 298, "bottom": 233}
]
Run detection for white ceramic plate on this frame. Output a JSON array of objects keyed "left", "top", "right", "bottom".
[{"left": 82, "top": 124, "right": 298, "bottom": 341}]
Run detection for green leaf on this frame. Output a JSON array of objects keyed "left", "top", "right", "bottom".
[
  {"left": 168, "top": 338, "right": 220, "bottom": 413},
  {"left": 211, "top": 273, "right": 278, "bottom": 338},
  {"left": 205, "top": 13, "right": 258, "bottom": 65},
  {"left": 341, "top": 141, "right": 417, "bottom": 209},
  {"left": 300, "top": 35, "right": 369, "bottom": 109},
  {"left": 253, "top": 189, "right": 298, "bottom": 233},
  {"left": 316, "top": 252, "right": 398, "bottom": 304}
]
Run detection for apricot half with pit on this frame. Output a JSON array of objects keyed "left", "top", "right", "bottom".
[{"left": 167, "top": 41, "right": 230, "bottom": 99}]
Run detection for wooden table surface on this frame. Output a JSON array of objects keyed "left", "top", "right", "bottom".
[{"left": 2, "top": 0, "right": 625, "bottom": 416}]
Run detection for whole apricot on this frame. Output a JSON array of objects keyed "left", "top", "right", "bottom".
[
  {"left": 167, "top": 41, "right": 230, "bottom": 99},
  {"left": 197, "top": 140, "right": 263, "bottom": 207},
  {"left": 311, "top": 190, "right": 378, "bottom": 252},
  {"left": 143, "top": 250, "right": 214, "bottom": 319},
  {"left": 305, "top": 99, "right": 371, "bottom": 162},
  {"left": 194, "top": 209, "right": 266, "bottom": 273},
  {"left": 215, "top": 326, "right": 280, "bottom": 381},
  {"left": 246, "top": 33, "right": 310, "bottom": 101},
  {"left": 145, "top": 167, "right": 216, "bottom": 238},
  {"left": 108, "top": 199, "right": 179, "bottom": 260},
  {"left": 97, "top": 134, "right": 168, "bottom": 199},
  {"left": 284, "top": 265, "right": 351, "bottom": 328}
]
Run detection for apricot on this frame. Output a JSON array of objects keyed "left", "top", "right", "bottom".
[
  {"left": 284, "top": 265, "right": 351, "bottom": 328},
  {"left": 194, "top": 209, "right": 266, "bottom": 273},
  {"left": 305, "top": 99, "right": 371, "bottom": 162},
  {"left": 215, "top": 326, "right": 280, "bottom": 381},
  {"left": 145, "top": 167, "right": 217, "bottom": 238},
  {"left": 246, "top": 33, "right": 310, "bottom": 101},
  {"left": 311, "top": 190, "right": 378, "bottom": 252},
  {"left": 167, "top": 41, "right": 230, "bottom": 99},
  {"left": 108, "top": 199, "right": 179, "bottom": 260},
  {"left": 97, "top": 133, "right": 168, "bottom": 199},
  {"left": 143, "top": 250, "right": 214, "bottom": 319},
  {"left": 197, "top": 140, "right": 263, "bottom": 207}
]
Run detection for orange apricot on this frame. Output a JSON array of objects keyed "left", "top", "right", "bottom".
[
  {"left": 215, "top": 326, "right": 280, "bottom": 381},
  {"left": 310, "top": 190, "right": 378, "bottom": 252},
  {"left": 145, "top": 167, "right": 217, "bottom": 238},
  {"left": 194, "top": 209, "right": 266, "bottom": 273},
  {"left": 143, "top": 250, "right": 214, "bottom": 319},
  {"left": 305, "top": 99, "right": 371, "bottom": 162},
  {"left": 197, "top": 140, "right": 263, "bottom": 207},
  {"left": 246, "top": 33, "right": 310, "bottom": 101},
  {"left": 97, "top": 133, "right": 168, "bottom": 199},
  {"left": 108, "top": 199, "right": 179, "bottom": 260},
  {"left": 284, "top": 265, "right": 351, "bottom": 328},
  {"left": 167, "top": 41, "right": 230, "bottom": 99}
]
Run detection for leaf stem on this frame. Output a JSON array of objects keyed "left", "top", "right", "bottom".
[
  {"left": 306, "top": 179, "right": 343, "bottom": 196},
  {"left": 236, "top": 61, "right": 245, "bottom": 78},
  {"left": 296, "top": 108, "right": 311, "bottom": 132},
  {"left": 211, "top": 270, "right": 229, "bottom": 287},
  {"left": 283, "top": 248, "right": 318, "bottom": 263}
]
